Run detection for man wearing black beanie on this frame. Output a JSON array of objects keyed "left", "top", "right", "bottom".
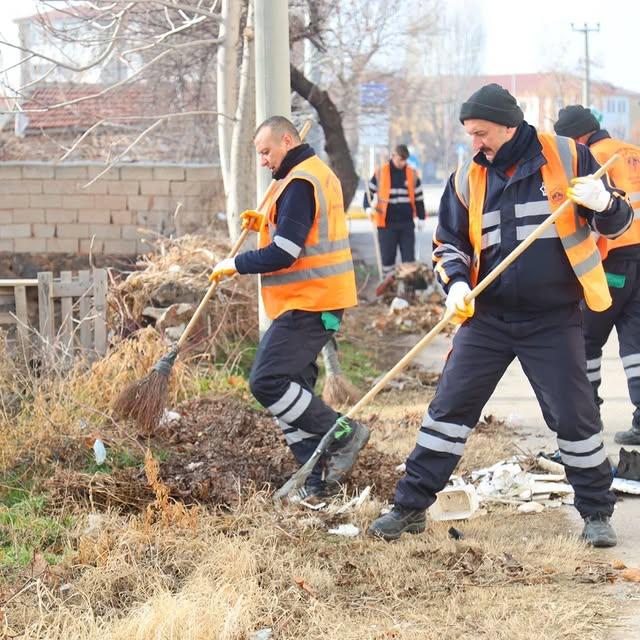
[
  {"left": 369, "top": 84, "right": 634, "bottom": 548},
  {"left": 554, "top": 105, "right": 640, "bottom": 446}
]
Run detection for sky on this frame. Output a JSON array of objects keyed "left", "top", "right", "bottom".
[{"left": 1, "top": 1, "right": 639, "bottom": 93}]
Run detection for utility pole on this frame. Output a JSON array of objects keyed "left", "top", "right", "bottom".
[
  {"left": 571, "top": 22, "right": 600, "bottom": 106},
  {"left": 254, "top": 0, "right": 291, "bottom": 333}
]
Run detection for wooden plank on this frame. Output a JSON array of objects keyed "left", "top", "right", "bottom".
[
  {"left": 0, "top": 279, "right": 38, "bottom": 287},
  {"left": 93, "top": 268, "right": 108, "bottom": 355},
  {"left": 59, "top": 271, "right": 74, "bottom": 357},
  {"left": 51, "top": 281, "right": 94, "bottom": 298},
  {"left": 78, "top": 270, "right": 92, "bottom": 351},
  {"left": 14, "top": 285, "right": 30, "bottom": 358},
  {"left": 37, "top": 272, "right": 55, "bottom": 344}
]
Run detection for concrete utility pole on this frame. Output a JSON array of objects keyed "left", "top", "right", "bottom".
[
  {"left": 571, "top": 22, "right": 600, "bottom": 106},
  {"left": 254, "top": 0, "right": 291, "bottom": 333}
]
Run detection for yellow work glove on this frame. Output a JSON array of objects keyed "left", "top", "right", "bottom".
[
  {"left": 445, "top": 281, "right": 475, "bottom": 325},
  {"left": 209, "top": 257, "right": 237, "bottom": 282},
  {"left": 566, "top": 176, "right": 612, "bottom": 212},
  {"left": 240, "top": 209, "right": 265, "bottom": 232}
]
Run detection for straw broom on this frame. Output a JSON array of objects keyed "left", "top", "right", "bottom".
[
  {"left": 321, "top": 337, "right": 362, "bottom": 406},
  {"left": 113, "top": 120, "right": 313, "bottom": 433}
]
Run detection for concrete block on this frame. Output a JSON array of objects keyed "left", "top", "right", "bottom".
[
  {"left": 120, "top": 166, "right": 153, "bottom": 180},
  {"left": 154, "top": 167, "right": 185, "bottom": 181},
  {"left": 121, "top": 225, "right": 141, "bottom": 239},
  {"left": 87, "top": 166, "right": 120, "bottom": 180},
  {"left": 54, "top": 165, "right": 88, "bottom": 179},
  {"left": 185, "top": 166, "right": 218, "bottom": 181},
  {"left": 150, "top": 196, "right": 171, "bottom": 211},
  {"left": 47, "top": 238, "right": 79, "bottom": 252},
  {"left": 136, "top": 211, "right": 167, "bottom": 226},
  {"left": 14, "top": 238, "right": 46, "bottom": 252},
  {"left": 94, "top": 195, "right": 127, "bottom": 209},
  {"left": 80, "top": 238, "right": 104, "bottom": 254},
  {"left": 141, "top": 180, "right": 170, "bottom": 196},
  {"left": 0, "top": 167, "right": 23, "bottom": 179},
  {"left": 22, "top": 165, "right": 54, "bottom": 179},
  {"left": 127, "top": 195, "right": 152, "bottom": 211},
  {"left": 1, "top": 195, "right": 30, "bottom": 208},
  {"left": 170, "top": 181, "right": 202, "bottom": 196},
  {"left": 45, "top": 209, "right": 77, "bottom": 223},
  {"left": 31, "top": 194, "right": 62, "bottom": 208},
  {"left": 0, "top": 223, "right": 31, "bottom": 238},
  {"left": 80, "top": 180, "right": 109, "bottom": 194},
  {"left": 56, "top": 223, "right": 90, "bottom": 238},
  {"left": 103, "top": 239, "right": 137, "bottom": 254},
  {"left": 62, "top": 195, "right": 95, "bottom": 209},
  {"left": 78, "top": 209, "right": 111, "bottom": 224},
  {"left": 0, "top": 239, "right": 14, "bottom": 251},
  {"left": 33, "top": 223, "right": 56, "bottom": 238},
  {"left": 0, "top": 180, "right": 42, "bottom": 194},
  {"left": 0, "top": 212, "right": 13, "bottom": 224},
  {"left": 108, "top": 181, "right": 140, "bottom": 195},
  {"left": 89, "top": 223, "right": 121, "bottom": 239},
  {"left": 110, "top": 210, "right": 133, "bottom": 225},
  {"left": 13, "top": 209, "right": 45, "bottom": 223}
]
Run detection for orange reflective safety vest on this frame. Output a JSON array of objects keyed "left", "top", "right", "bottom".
[
  {"left": 258, "top": 155, "right": 357, "bottom": 320},
  {"left": 454, "top": 133, "right": 611, "bottom": 311},
  {"left": 374, "top": 163, "right": 417, "bottom": 227},
  {"left": 589, "top": 137, "right": 640, "bottom": 260}
]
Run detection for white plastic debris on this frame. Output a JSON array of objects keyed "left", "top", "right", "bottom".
[
  {"left": 327, "top": 523, "right": 360, "bottom": 537},
  {"left": 430, "top": 481, "right": 479, "bottom": 521},
  {"left": 159, "top": 409, "right": 182, "bottom": 427},
  {"left": 389, "top": 297, "right": 409, "bottom": 313},
  {"left": 612, "top": 477, "right": 640, "bottom": 494},
  {"left": 186, "top": 461, "right": 204, "bottom": 471},
  {"left": 168, "top": 264, "right": 182, "bottom": 273},
  {"left": 395, "top": 462, "right": 406, "bottom": 473},
  {"left": 93, "top": 438, "right": 106, "bottom": 465},
  {"left": 250, "top": 629, "right": 273, "bottom": 640},
  {"left": 517, "top": 501, "right": 545, "bottom": 514}
]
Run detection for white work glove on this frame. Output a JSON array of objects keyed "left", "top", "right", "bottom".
[
  {"left": 209, "top": 257, "right": 237, "bottom": 282},
  {"left": 566, "top": 176, "right": 612, "bottom": 213},
  {"left": 445, "top": 281, "right": 474, "bottom": 324},
  {"left": 415, "top": 218, "right": 425, "bottom": 232},
  {"left": 366, "top": 207, "right": 376, "bottom": 220}
]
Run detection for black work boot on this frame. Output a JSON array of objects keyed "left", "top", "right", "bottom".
[
  {"left": 614, "top": 427, "right": 640, "bottom": 445},
  {"left": 581, "top": 515, "right": 617, "bottom": 548},
  {"left": 367, "top": 505, "right": 427, "bottom": 541},
  {"left": 325, "top": 419, "right": 370, "bottom": 486}
]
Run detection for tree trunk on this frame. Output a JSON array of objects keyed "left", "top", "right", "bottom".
[
  {"left": 228, "top": 0, "right": 256, "bottom": 242},
  {"left": 290, "top": 64, "right": 359, "bottom": 208}
]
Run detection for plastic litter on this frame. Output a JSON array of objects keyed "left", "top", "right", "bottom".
[{"left": 93, "top": 438, "right": 106, "bottom": 465}]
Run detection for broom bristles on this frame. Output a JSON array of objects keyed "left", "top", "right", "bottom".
[
  {"left": 322, "top": 373, "right": 362, "bottom": 406},
  {"left": 113, "top": 369, "right": 170, "bottom": 434}
]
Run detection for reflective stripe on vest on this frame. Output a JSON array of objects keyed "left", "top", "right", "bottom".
[
  {"left": 258, "top": 155, "right": 357, "bottom": 319},
  {"left": 590, "top": 137, "right": 640, "bottom": 259},
  {"left": 375, "top": 163, "right": 417, "bottom": 227},
  {"left": 455, "top": 133, "right": 611, "bottom": 311}
]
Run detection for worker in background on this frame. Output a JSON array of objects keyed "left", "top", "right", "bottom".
[
  {"left": 364, "top": 144, "right": 426, "bottom": 275},
  {"left": 368, "top": 84, "right": 633, "bottom": 547},
  {"left": 555, "top": 105, "right": 640, "bottom": 445},
  {"left": 210, "top": 116, "right": 369, "bottom": 500}
]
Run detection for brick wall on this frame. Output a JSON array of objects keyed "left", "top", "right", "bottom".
[{"left": 0, "top": 162, "right": 225, "bottom": 256}]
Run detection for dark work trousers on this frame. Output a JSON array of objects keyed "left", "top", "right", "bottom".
[
  {"left": 395, "top": 307, "right": 615, "bottom": 520},
  {"left": 249, "top": 309, "right": 343, "bottom": 488},
  {"left": 377, "top": 225, "right": 415, "bottom": 276},
  {"left": 583, "top": 256, "right": 640, "bottom": 430}
]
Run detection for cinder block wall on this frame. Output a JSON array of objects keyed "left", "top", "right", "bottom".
[{"left": 0, "top": 162, "right": 224, "bottom": 255}]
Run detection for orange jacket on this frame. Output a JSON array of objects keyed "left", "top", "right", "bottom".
[
  {"left": 374, "top": 163, "right": 417, "bottom": 227},
  {"left": 258, "top": 155, "right": 357, "bottom": 320},
  {"left": 589, "top": 136, "right": 640, "bottom": 260},
  {"left": 456, "top": 133, "right": 611, "bottom": 311}
]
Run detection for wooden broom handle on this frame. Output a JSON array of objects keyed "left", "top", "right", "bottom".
[
  {"left": 340, "top": 153, "right": 621, "bottom": 420},
  {"left": 177, "top": 119, "right": 313, "bottom": 349}
]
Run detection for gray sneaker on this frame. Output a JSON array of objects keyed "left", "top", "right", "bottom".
[
  {"left": 581, "top": 515, "right": 617, "bottom": 548},
  {"left": 368, "top": 505, "right": 427, "bottom": 541},
  {"left": 614, "top": 427, "right": 640, "bottom": 445},
  {"left": 324, "top": 419, "right": 370, "bottom": 486}
]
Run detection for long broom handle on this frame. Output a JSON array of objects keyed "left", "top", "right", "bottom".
[
  {"left": 365, "top": 152, "right": 384, "bottom": 279},
  {"left": 176, "top": 119, "right": 313, "bottom": 350},
  {"left": 339, "top": 153, "right": 620, "bottom": 421}
]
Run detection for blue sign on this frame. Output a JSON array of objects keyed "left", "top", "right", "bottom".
[{"left": 360, "top": 82, "right": 389, "bottom": 109}]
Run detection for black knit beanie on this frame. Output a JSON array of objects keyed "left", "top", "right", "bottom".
[
  {"left": 553, "top": 105, "right": 600, "bottom": 138},
  {"left": 459, "top": 83, "right": 524, "bottom": 127}
]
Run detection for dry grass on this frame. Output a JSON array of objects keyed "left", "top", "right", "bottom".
[{"left": 2, "top": 492, "right": 616, "bottom": 640}]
